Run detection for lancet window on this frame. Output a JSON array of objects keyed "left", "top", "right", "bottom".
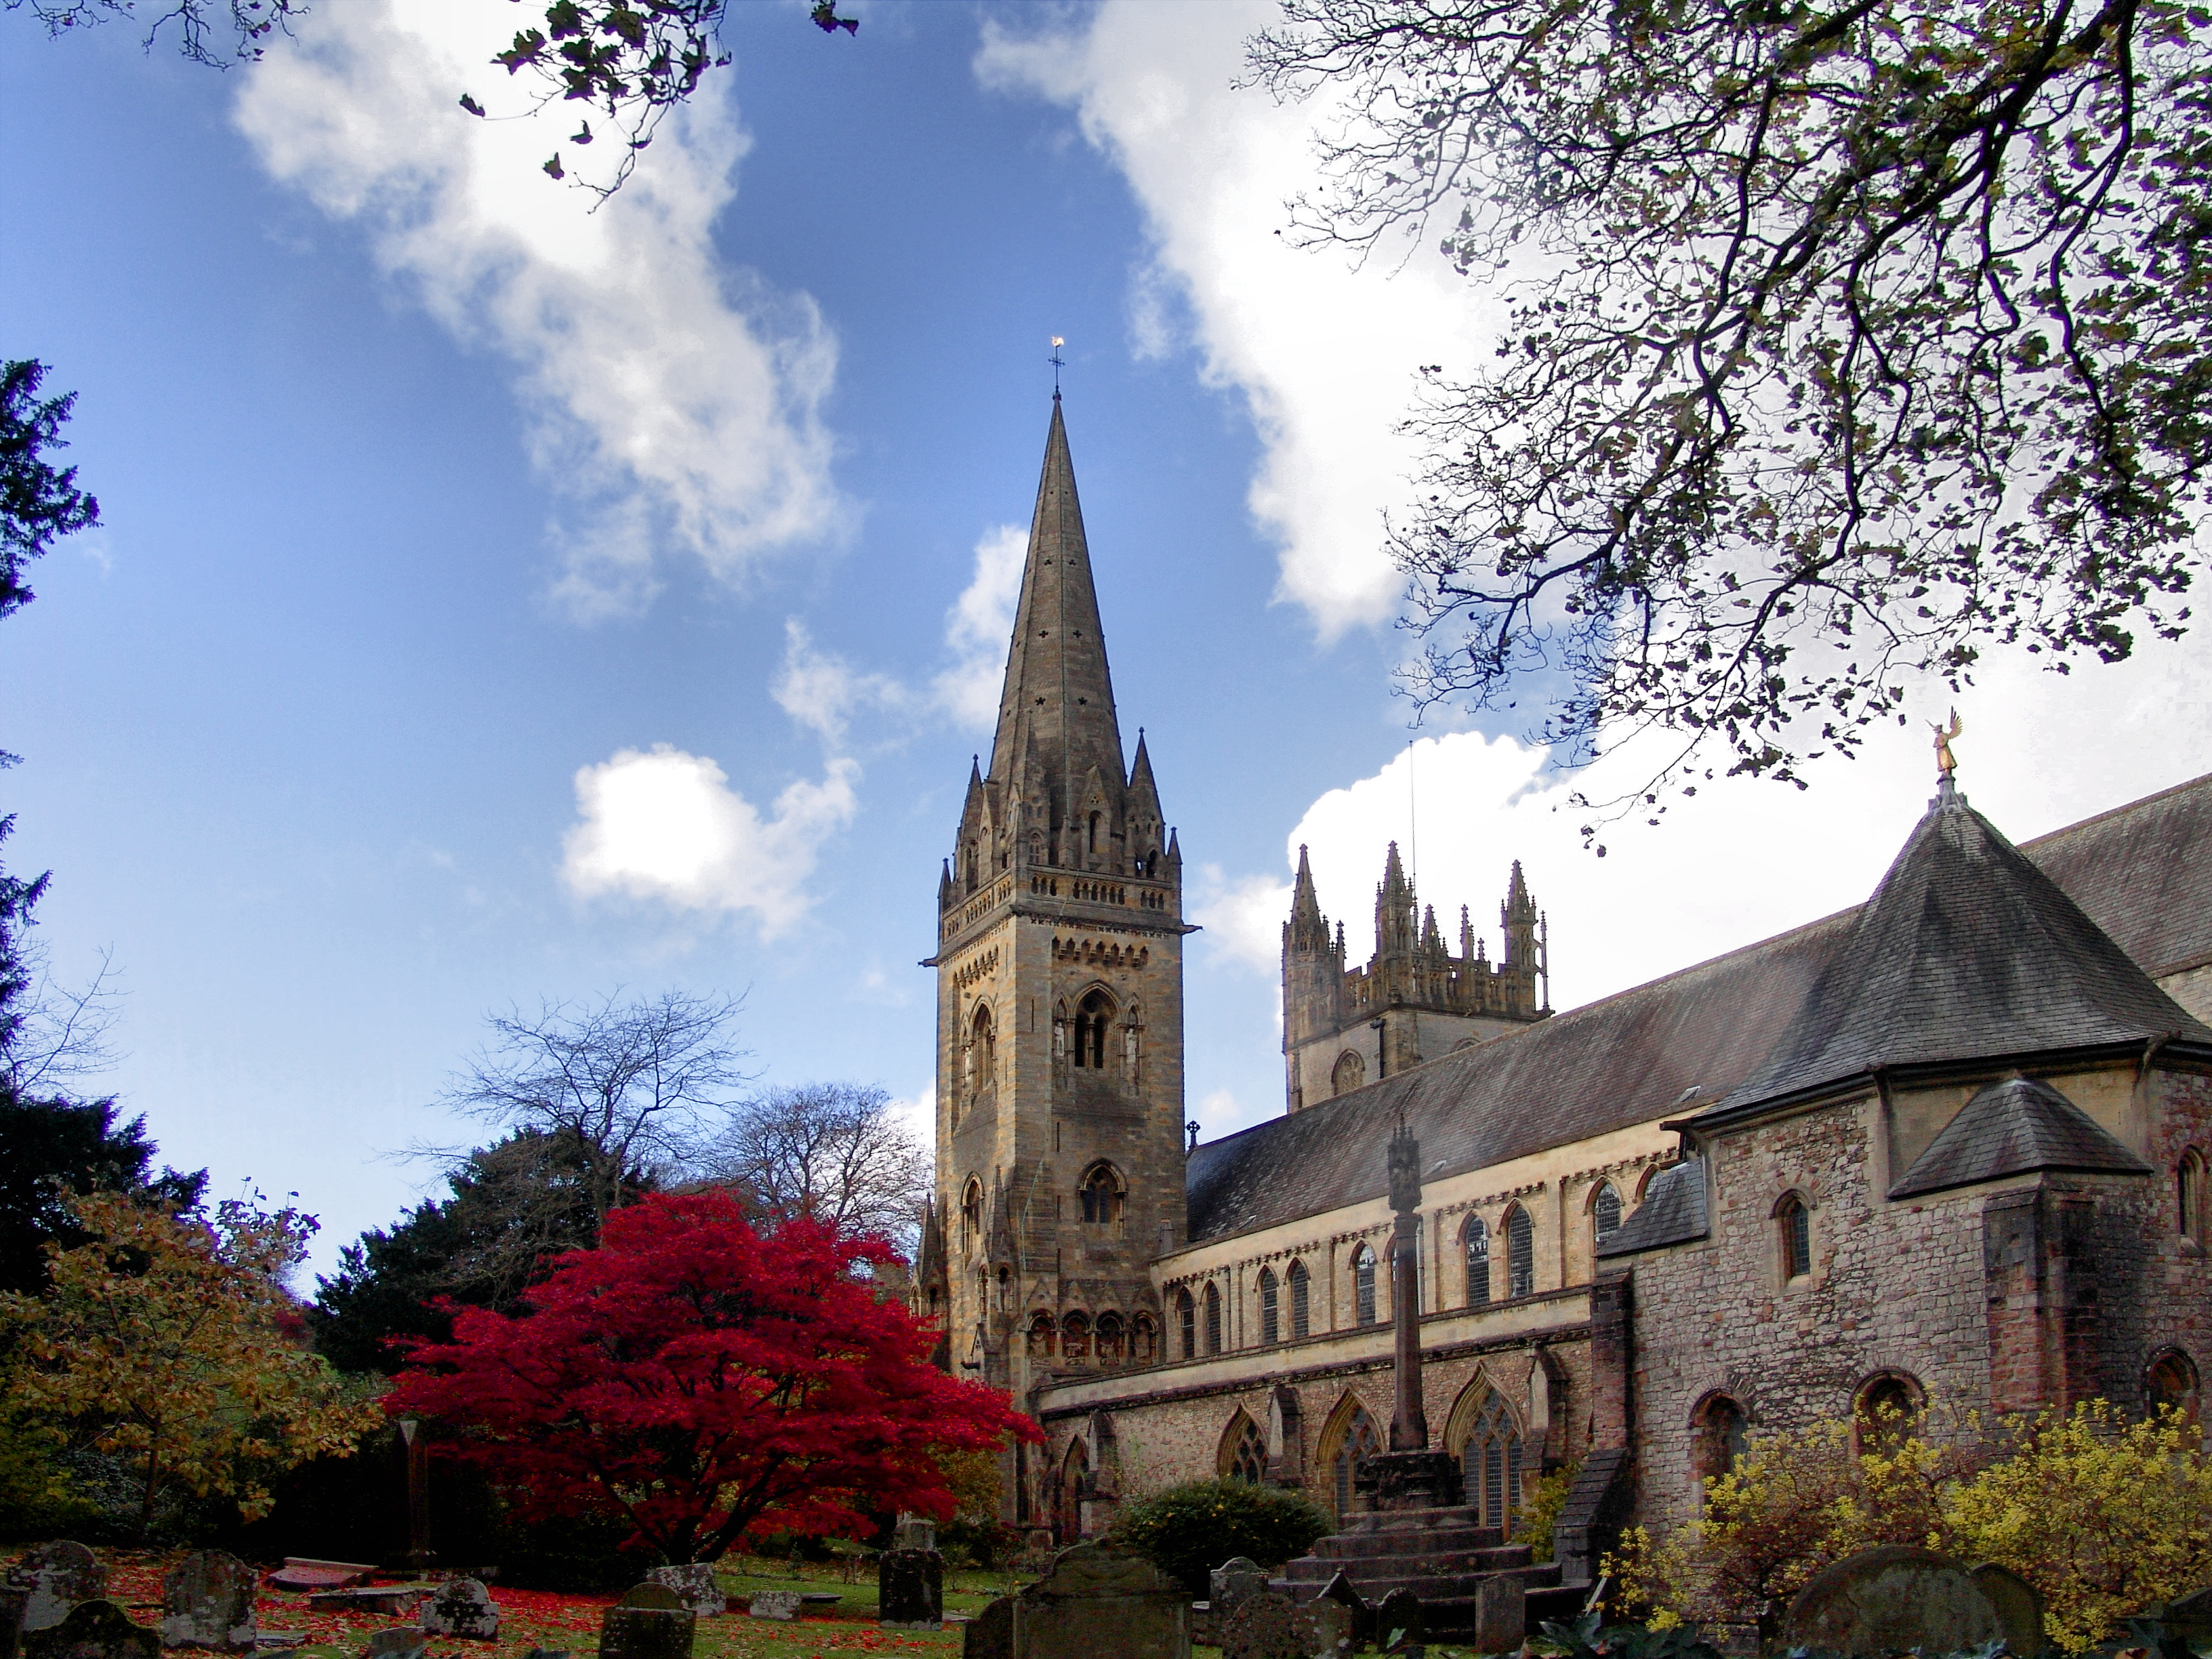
[
  {"left": 1504, "top": 1207, "right": 1534, "bottom": 1298},
  {"left": 1354, "top": 1244, "right": 1378, "bottom": 1326},
  {"left": 1465, "top": 1216, "right": 1492, "bottom": 1307},
  {"left": 1288, "top": 1258, "right": 1310, "bottom": 1339},
  {"left": 1258, "top": 1267, "right": 1279, "bottom": 1346},
  {"left": 1462, "top": 1391, "right": 1524, "bottom": 1534},
  {"left": 1332, "top": 1403, "right": 1382, "bottom": 1517}
]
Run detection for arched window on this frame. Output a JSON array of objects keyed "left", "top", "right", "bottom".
[
  {"left": 2182, "top": 1152, "right": 2207, "bottom": 1244},
  {"left": 1074, "top": 989, "right": 1113, "bottom": 1070},
  {"left": 1505, "top": 1207, "right": 1534, "bottom": 1298},
  {"left": 1131, "top": 1312, "right": 1158, "bottom": 1366},
  {"left": 1096, "top": 1311, "right": 1125, "bottom": 1366},
  {"left": 1027, "top": 1313, "right": 1057, "bottom": 1359},
  {"left": 961, "top": 1179, "right": 982, "bottom": 1240},
  {"left": 1079, "top": 1162, "right": 1123, "bottom": 1224},
  {"left": 1778, "top": 1193, "right": 1813, "bottom": 1280},
  {"left": 1061, "top": 1312, "right": 1090, "bottom": 1362},
  {"left": 2150, "top": 1350, "right": 2202, "bottom": 1425},
  {"left": 1854, "top": 1374, "right": 1921, "bottom": 1451},
  {"left": 1461, "top": 1391, "right": 1524, "bottom": 1534},
  {"left": 1692, "top": 1394, "right": 1749, "bottom": 1489},
  {"left": 1058, "top": 1439, "right": 1088, "bottom": 1542},
  {"left": 1225, "top": 1415, "right": 1268, "bottom": 1485},
  {"left": 1464, "top": 1215, "right": 1492, "bottom": 1307},
  {"left": 1331, "top": 1402, "right": 1383, "bottom": 1516},
  {"left": 1332, "top": 1050, "right": 1366, "bottom": 1097},
  {"left": 1204, "top": 1282, "right": 1223, "bottom": 1355},
  {"left": 1593, "top": 1183, "right": 1622, "bottom": 1241},
  {"left": 1175, "top": 1288, "right": 1195, "bottom": 1360},
  {"left": 1258, "top": 1267, "right": 1280, "bottom": 1346},
  {"left": 1288, "top": 1259, "right": 1311, "bottom": 1340},
  {"left": 1354, "top": 1244, "right": 1378, "bottom": 1326},
  {"left": 1088, "top": 811, "right": 1102, "bottom": 860},
  {"left": 968, "top": 1004, "right": 996, "bottom": 1104}
]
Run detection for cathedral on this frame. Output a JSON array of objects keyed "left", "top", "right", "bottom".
[{"left": 914, "top": 398, "right": 2212, "bottom": 1561}]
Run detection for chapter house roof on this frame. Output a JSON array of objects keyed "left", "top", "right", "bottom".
[{"left": 1185, "top": 773, "right": 2212, "bottom": 1246}]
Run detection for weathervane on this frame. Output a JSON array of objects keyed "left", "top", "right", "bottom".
[
  {"left": 1049, "top": 335, "right": 1065, "bottom": 394},
  {"left": 1931, "top": 708, "right": 1963, "bottom": 781}
]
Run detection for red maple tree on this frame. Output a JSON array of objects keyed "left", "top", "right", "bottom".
[{"left": 385, "top": 1190, "right": 1034, "bottom": 1561}]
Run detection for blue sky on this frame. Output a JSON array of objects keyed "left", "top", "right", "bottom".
[{"left": 5, "top": 0, "right": 2209, "bottom": 1281}]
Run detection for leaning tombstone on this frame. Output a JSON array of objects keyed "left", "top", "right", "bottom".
[
  {"left": 22, "top": 1602, "right": 159, "bottom": 1659},
  {"left": 1315, "top": 1572, "right": 1373, "bottom": 1651},
  {"left": 641, "top": 1568, "right": 722, "bottom": 1620},
  {"left": 1293, "top": 1597, "right": 1356, "bottom": 1659},
  {"left": 1473, "top": 1573, "right": 1525, "bottom": 1654},
  {"left": 1008, "top": 1542, "right": 1189, "bottom": 1659},
  {"left": 960, "top": 1595, "right": 1012, "bottom": 1659},
  {"left": 877, "top": 1541, "right": 943, "bottom": 1632},
  {"left": 7, "top": 1546, "right": 104, "bottom": 1635},
  {"left": 1971, "top": 1563, "right": 2045, "bottom": 1657},
  {"left": 160, "top": 1551, "right": 257, "bottom": 1652},
  {"left": 1219, "top": 1591, "right": 1302, "bottom": 1659},
  {"left": 596, "top": 1585, "right": 692, "bottom": 1659},
  {"left": 361, "top": 1632, "right": 426, "bottom": 1659},
  {"left": 418, "top": 1580, "right": 498, "bottom": 1643},
  {"left": 743, "top": 1593, "right": 800, "bottom": 1624},
  {"left": 1784, "top": 1546, "right": 2001, "bottom": 1657},
  {"left": 1374, "top": 1587, "right": 1423, "bottom": 1651}
]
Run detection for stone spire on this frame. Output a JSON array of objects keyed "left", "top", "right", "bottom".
[
  {"left": 1287, "top": 844, "right": 1330, "bottom": 951},
  {"left": 1502, "top": 859, "right": 1539, "bottom": 967},
  {"left": 1376, "top": 842, "right": 1418, "bottom": 958},
  {"left": 987, "top": 396, "right": 1128, "bottom": 837}
]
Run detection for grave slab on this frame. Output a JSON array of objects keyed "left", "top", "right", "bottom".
[
  {"left": 595, "top": 1588, "right": 691, "bottom": 1659},
  {"left": 742, "top": 1594, "right": 799, "bottom": 1624},
  {"left": 361, "top": 1631, "right": 425, "bottom": 1659},
  {"left": 418, "top": 1582, "right": 497, "bottom": 1643}
]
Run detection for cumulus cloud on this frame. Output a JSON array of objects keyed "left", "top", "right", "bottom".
[
  {"left": 977, "top": 3, "right": 1506, "bottom": 637},
  {"left": 1191, "top": 865, "right": 1296, "bottom": 975},
  {"left": 236, "top": 1, "right": 841, "bottom": 617},
  {"left": 934, "top": 523, "right": 1028, "bottom": 729},
  {"left": 560, "top": 743, "right": 858, "bottom": 936}
]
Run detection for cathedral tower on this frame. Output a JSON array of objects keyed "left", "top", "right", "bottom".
[{"left": 921, "top": 397, "right": 1192, "bottom": 1507}]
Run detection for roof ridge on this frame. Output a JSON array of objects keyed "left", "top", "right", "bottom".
[{"left": 2018, "top": 770, "right": 2212, "bottom": 851}]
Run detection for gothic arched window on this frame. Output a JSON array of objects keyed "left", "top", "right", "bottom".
[
  {"left": 1332, "top": 1402, "right": 1382, "bottom": 1516},
  {"left": 2182, "top": 1151, "right": 2207, "bottom": 1244},
  {"left": 1061, "top": 1312, "right": 1090, "bottom": 1362},
  {"left": 1174, "top": 1288, "right": 1196, "bottom": 1359},
  {"left": 1778, "top": 1192, "right": 1813, "bottom": 1280},
  {"left": 968, "top": 1004, "right": 996, "bottom": 1104},
  {"left": 1096, "top": 1311, "right": 1125, "bottom": 1366},
  {"left": 1288, "top": 1258, "right": 1311, "bottom": 1340},
  {"left": 1593, "top": 1183, "right": 1622, "bottom": 1242},
  {"left": 1225, "top": 1415, "right": 1267, "bottom": 1485},
  {"left": 961, "top": 1179, "right": 982, "bottom": 1241},
  {"left": 1131, "top": 1312, "right": 1158, "bottom": 1365},
  {"left": 1258, "top": 1267, "right": 1279, "bottom": 1346},
  {"left": 2150, "top": 1350, "right": 2202, "bottom": 1425},
  {"left": 1354, "top": 1244, "right": 1378, "bottom": 1326},
  {"left": 1204, "top": 1281, "right": 1223, "bottom": 1355},
  {"left": 1504, "top": 1208, "right": 1534, "bottom": 1298},
  {"left": 1461, "top": 1391, "right": 1524, "bottom": 1534},
  {"left": 1854, "top": 1373, "right": 1921, "bottom": 1452},
  {"left": 1692, "top": 1394, "right": 1749, "bottom": 1490},
  {"left": 1079, "top": 1162, "right": 1123, "bottom": 1224},
  {"left": 1464, "top": 1215, "right": 1492, "bottom": 1307},
  {"left": 1074, "top": 989, "right": 1114, "bottom": 1070},
  {"left": 1332, "top": 1050, "right": 1366, "bottom": 1097},
  {"left": 1027, "top": 1313, "right": 1057, "bottom": 1359}
]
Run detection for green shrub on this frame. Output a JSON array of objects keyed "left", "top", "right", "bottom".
[
  {"left": 1521, "top": 1460, "right": 1578, "bottom": 1563},
  {"left": 1109, "top": 1478, "right": 1332, "bottom": 1595}
]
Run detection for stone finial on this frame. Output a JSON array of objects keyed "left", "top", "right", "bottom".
[{"left": 1387, "top": 1119, "right": 1421, "bottom": 1216}]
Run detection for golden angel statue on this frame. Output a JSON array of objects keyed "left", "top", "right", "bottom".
[{"left": 1931, "top": 709, "right": 1963, "bottom": 779}]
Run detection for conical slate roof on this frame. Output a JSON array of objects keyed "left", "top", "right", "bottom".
[
  {"left": 987, "top": 395, "right": 1125, "bottom": 807},
  {"left": 1889, "top": 1076, "right": 2150, "bottom": 1199},
  {"left": 1713, "top": 787, "right": 2212, "bottom": 1114}
]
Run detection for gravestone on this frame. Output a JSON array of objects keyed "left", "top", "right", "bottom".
[
  {"left": 1008, "top": 1543, "right": 1188, "bottom": 1659},
  {"left": 1293, "top": 1598, "right": 1356, "bottom": 1659},
  {"left": 596, "top": 1586, "right": 691, "bottom": 1659},
  {"left": 160, "top": 1551, "right": 257, "bottom": 1652},
  {"left": 893, "top": 1515, "right": 937, "bottom": 1553},
  {"left": 960, "top": 1596, "right": 1012, "bottom": 1659},
  {"left": 8, "top": 1546, "right": 103, "bottom": 1635},
  {"left": 362, "top": 1632, "right": 426, "bottom": 1659},
  {"left": 1315, "top": 1573, "right": 1372, "bottom": 1650},
  {"left": 1220, "top": 1591, "right": 1301, "bottom": 1659},
  {"left": 641, "top": 1569, "right": 721, "bottom": 1620},
  {"left": 1374, "top": 1587, "right": 1423, "bottom": 1650},
  {"left": 1210, "top": 1559, "right": 1269, "bottom": 1629},
  {"left": 22, "top": 1601, "right": 159, "bottom": 1659},
  {"left": 1784, "top": 1547, "right": 2001, "bottom": 1657},
  {"left": 743, "top": 1593, "right": 800, "bottom": 1623},
  {"left": 877, "top": 1547, "right": 943, "bottom": 1631},
  {"left": 1474, "top": 1574, "right": 1525, "bottom": 1653},
  {"left": 4, "top": 1588, "right": 29, "bottom": 1659},
  {"left": 1971, "top": 1563, "right": 2044, "bottom": 1656},
  {"left": 419, "top": 1580, "right": 497, "bottom": 1643}
]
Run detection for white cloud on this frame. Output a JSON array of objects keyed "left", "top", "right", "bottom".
[
  {"left": 978, "top": 3, "right": 1506, "bottom": 638},
  {"left": 560, "top": 743, "right": 858, "bottom": 936},
  {"left": 887, "top": 1084, "right": 937, "bottom": 1161},
  {"left": 236, "top": 1, "right": 842, "bottom": 617},
  {"left": 774, "top": 620, "right": 912, "bottom": 749},
  {"left": 1191, "top": 864, "right": 1294, "bottom": 975},
  {"left": 934, "top": 523, "right": 1028, "bottom": 729}
]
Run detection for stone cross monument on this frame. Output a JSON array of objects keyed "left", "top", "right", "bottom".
[{"left": 1353, "top": 1116, "right": 1463, "bottom": 1511}]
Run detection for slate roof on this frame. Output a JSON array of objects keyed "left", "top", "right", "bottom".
[
  {"left": 1184, "top": 774, "right": 2212, "bottom": 1246},
  {"left": 1595, "top": 1158, "right": 1708, "bottom": 1257},
  {"left": 1888, "top": 1076, "right": 2152, "bottom": 1200}
]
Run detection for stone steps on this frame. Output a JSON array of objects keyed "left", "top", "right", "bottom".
[{"left": 1279, "top": 1543, "right": 1535, "bottom": 1580}]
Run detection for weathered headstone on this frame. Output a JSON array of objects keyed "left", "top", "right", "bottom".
[
  {"left": 418, "top": 1580, "right": 497, "bottom": 1643},
  {"left": 1315, "top": 1573, "right": 1372, "bottom": 1650},
  {"left": 1209, "top": 1559, "right": 1269, "bottom": 1628},
  {"left": 361, "top": 1631, "right": 426, "bottom": 1659},
  {"left": 3, "top": 1587, "right": 30, "bottom": 1659},
  {"left": 893, "top": 1514, "right": 937, "bottom": 1553},
  {"left": 743, "top": 1593, "right": 800, "bottom": 1624},
  {"left": 1971, "top": 1563, "right": 2044, "bottom": 1656},
  {"left": 1374, "top": 1587, "right": 1423, "bottom": 1650},
  {"left": 160, "top": 1551, "right": 257, "bottom": 1652},
  {"left": 7, "top": 1546, "right": 103, "bottom": 1635},
  {"left": 1008, "top": 1544, "right": 1188, "bottom": 1659},
  {"left": 1220, "top": 1591, "right": 1302, "bottom": 1659},
  {"left": 1473, "top": 1574, "right": 1525, "bottom": 1654},
  {"left": 1784, "top": 1546, "right": 2001, "bottom": 1658},
  {"left": 22, "top": 1601, "right": 158, "bottom": 1659},
  {"left": 596, "top": 1586, "right": 691, "bottom": 1659},
  {"left": 1292, "top": 1598, "right": 1356, "bottom": 1659},
  {"left": 641, "top": 1568, "right": 721, "bottom": 1620},
  {"left": 960, "top": 1596, "right": 1012, "bottom": 1659},
  {"left": 877, "top": 1547, "right": 943, "bottom": 1631}
]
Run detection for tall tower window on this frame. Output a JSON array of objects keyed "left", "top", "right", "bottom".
[
  {"left": 968, "top": 1004, "right": 996, "bottom": 1104},
  {"left": 1288, "top": 1258, "right": 1311, "bottom": 1339},
  {"left": 1464, "top": 1216, "right": 1492, "bottom": 1307},
  {"left": 1176, "top": 1288, "right": 1196, "bottom": 1359},
  {"left": 1505, "top": 1207, "right": 1534, "bottom": 1298},
  {"left": 1204, "top": 1282, "right": 1223, "bottom": 1355},
  {"left": 1079, "top": 1162, "right": 1123, "bottom": 1223},
  {"left": 961, "top": 1179, "right": 982, "bottom": 1241},
  {"left": 1073, "top": 989, "right": 1115, "bottom": 1069},
  {"left": 1258, "top": 1267, "right": 1279, "bottom": 1346},
  {"left": 1353, "top": 1244, "right": 1378, "bottom": 1326}
]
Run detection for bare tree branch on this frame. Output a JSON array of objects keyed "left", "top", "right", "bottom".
[{"left": 699, "top": 1082, "right": 929, "bottom": 1253}]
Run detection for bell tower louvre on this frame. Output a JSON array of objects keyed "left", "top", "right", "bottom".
[{"left": 917, "top": 395, "right": 1194, "bottom": 1522}]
